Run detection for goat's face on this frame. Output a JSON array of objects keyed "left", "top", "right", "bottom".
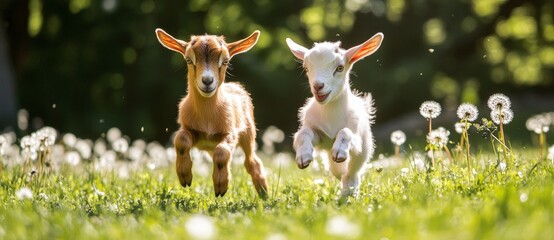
[
  {"left": 303, "top": 42, "right": 347, "bottom": 104},
  {"left": 286, "top": 33, "right": 384, "bottom": 105},
  {"left": 186, "top": 36, "right": 228, "bottom": 97},
  {"left": 155, "top": 29, "right": 260, "bottom": 98}
]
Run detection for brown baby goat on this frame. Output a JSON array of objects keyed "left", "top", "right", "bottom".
[{"left": 155, "top": 28, "right": 268, "bottom": 198}]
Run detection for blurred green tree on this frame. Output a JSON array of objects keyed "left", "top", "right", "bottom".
[{"left": 1, "top": 0, "right": 552, "bottom": 145}]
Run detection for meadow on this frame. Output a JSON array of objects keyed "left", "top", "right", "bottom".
[{"left": 1, "top": 100, "right": 554, "bottom": 240}]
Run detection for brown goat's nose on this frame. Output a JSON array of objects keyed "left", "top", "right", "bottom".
[
  {"left": 314, "top": 82, "right": 324, "bottom": 91},
  {"left": 202, "top": 76, "right": 214, "bottom": 85}
]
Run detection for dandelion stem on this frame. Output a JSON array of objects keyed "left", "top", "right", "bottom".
[
  {"left": 539, "top": 131, "right": 546, "bottom": 161},
  {"left": 395, "top": 145, "right": 400, "bottom": 161},
  {"left": 428, "top": 118, "right": 432, "bottom": 135},
  {"left": 463, "top": 119, "right": 471, "bottom": 170}
]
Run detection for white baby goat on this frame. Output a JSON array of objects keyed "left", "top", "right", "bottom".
[{"left": 286, "top": 33, "right": 383, "bottom": 196}]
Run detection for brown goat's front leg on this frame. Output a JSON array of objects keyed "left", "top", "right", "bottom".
[
  {"left": 174, "top": 129, "right": 196, "bottom": 188},
  {"left": 213, "top": 134, "right": 237, "bottom": 197}
]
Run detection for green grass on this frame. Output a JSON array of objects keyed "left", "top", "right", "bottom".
[{"left": 1, "top": 150, "right": 554, "bottom": 240}]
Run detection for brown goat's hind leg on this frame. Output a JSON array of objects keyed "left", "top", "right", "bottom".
[
  {"left": 240, "top": 131, "right": 269, "bottom": 199},
  {"left": 174, "top": 129, "right": 195, "bottom": 187}
]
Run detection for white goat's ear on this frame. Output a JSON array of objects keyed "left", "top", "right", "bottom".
[
  {"left": 155, "top": 28, "right": 188, "bottom": 56},
  {"left": 346, "top": 32, "right": 383, "bottom": 64},
  {"left": 286, "top": 38, "right": 308, "bottom": 60},
  {"left": 227, "top": 30, "right": 260, "bottom": 58}
]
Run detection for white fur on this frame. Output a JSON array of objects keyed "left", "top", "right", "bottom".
[{"left": 286, "top": 33, "right": 383, "bottom": 196}]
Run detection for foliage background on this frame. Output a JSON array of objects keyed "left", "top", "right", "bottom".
[{"left": 1, "top": 0, "right": 553, "bottom": 148}]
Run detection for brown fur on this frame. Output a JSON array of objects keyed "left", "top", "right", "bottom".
[{"left": 155, "top": 29, "right": 268, "bottom": 198}]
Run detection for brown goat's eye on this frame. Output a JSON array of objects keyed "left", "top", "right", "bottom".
[
  {"left": 335, "top": 65, "right": 344, "bottom": 72},
  {"left": 185, "top": 57, "right": 193, "bottom": 65}
]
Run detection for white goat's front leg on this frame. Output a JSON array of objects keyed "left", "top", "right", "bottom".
[
  {"left": 332, "top": 128, "right": 361, "bottom": 163},
  {"left": 293, "top": 127, "right": 319, "bottom": 169}
]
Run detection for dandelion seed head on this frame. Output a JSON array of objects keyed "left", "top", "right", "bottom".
[
  {"left": 325, "top": 215, "right": 360, "bottom": 238},
  {"left": 419, "top": 101, "right": 441, "bottom": 119},
  {"left": 412, "top": 152, "right": 427, "bottom": 172},
  {"left": 16, "top": 187, "right": 33, "bottom": 200},
  {"left": 519, "top": 193, "right": 528, "bottom": 203},
  {"left": 36, "top": 127, "right": 57, "bottom": 146},
  {"left": 390, "top": 130, "right": 406, "bottom": 146},
  {"left": 185, "top": 215, "right": 216, "bottom": 240},
  {"left": 491, "top": 108, "right": 514, "bottom": 125},
  {"left": 128, "top": 146, "right": 143, "bottom": 162},
  {"left": 94, "top": 139, "right": 107, "bottom": 155},
  {"left": 499, "top": 161, "right": 507, "bottom": 172},
  {"left": 526, "top": 114, "right": 551, "bottom": 134},
  {"left": 266, "top": 233, "right": 287, "bottom": 240},
  {"left": 454, "top": 122, "right": 470, "bottom": 134},
  {"left": 107, "top": 127, "right": 122, "bottom": 143},
  {"left": 75, "top": 140, "right": 92, "bottom": 160},
  {"left": 62, "top": 133, "right": 77, "bottom": 147},
  {"left": 313, "top": 178, "right": 325, "bottom": 185},
  {"left": 427, "top": 127, "right": 449, "bottom": 148},
  {"left": 65, "top": 151, "right": 81, "bottom": 166},
  {"left": 112, "top": 138, "right": 129, "bottom": 153},
  {"left": 487, "top": 93, "right": 511, "bottom": 111},
  {"left": 0, "top": 136, "right": 6, "bottom": 156},
  {"left": 456, "top": 103, "right": 479, "bottom": 121},
  {"left": 400, "top": 167, "right": 409, "bottom": 175}
]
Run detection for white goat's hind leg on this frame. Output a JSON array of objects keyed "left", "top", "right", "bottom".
[
  {"left": 332, "top": 128, "right": 356, "bottom": 163},
  {"left": 341, "top": 173, "right": 360, "bottom": 197},
  {"left": 341, "top": 146, "right": 370, "bottom": 196},
  {"left": 293, "top": 127, "right": 318, "bottom": 169}
]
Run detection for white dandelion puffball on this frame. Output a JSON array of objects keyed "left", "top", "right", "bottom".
[
  {"left": 427, "top": 127, "right": 449, "bottom": 148},
  {"left": 454, "top": 122, "right": 470, "bottom": 134},
  {"left": 419, "top": 101, "right": 442, "bottom": 119},
  {"left": 185, "top": 215, "right": 216, "bottom": 239},
  {"left": 65, "top": 151, "right": 81, "bottom": 166},
  {"left": 487, "top": 93, "right": 511, "bottom": 111},
  {"left": 112, "top": 138, "right": 129, "bottom": 153},
  {"left": 457, "top": 103, "right": 479, "bottom": 121},
  {"left": 325, "top": 215, "right": 360, "bottom": 238},
  {"left": 16, "top": 187, "right": 33, "bottom": 200},
  {"left": 107, "top": 127, "right": 122, "bottom": 143},
  {"left": 491, "top": 108, "right": 514, "bottom": 125},
  {"left": 390, "top": 130, "right": 406, "bottom": 146},
  {"left": 526, "top": 114, "right": 551, "bottom": 134}
]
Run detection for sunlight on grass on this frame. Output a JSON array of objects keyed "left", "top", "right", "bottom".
[{"left": 1, "top": 102, "right": 554, "bottom": 239}]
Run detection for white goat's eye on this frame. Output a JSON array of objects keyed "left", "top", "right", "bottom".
[
  {"left": 185, "top": 58, "right": 193, "bottom": 65},
  {"left": 336, "top": 65, "right": 344, "bottom": 72},
  {"left": 222, "top": 59, "right": 229, "bottom": 65}
]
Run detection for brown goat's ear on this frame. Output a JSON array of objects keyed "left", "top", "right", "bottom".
[
  {"left": 227, "top": 30, "right": 260, "bottom": 58},
  {"left": 285, "top": 38, "right": 308, "bottom": 60},
  {"left": 155, "top": 28, "right": 188, "bottom": 56},
  {"left": 346, "top": 32, "right": 383, "bottom": 64}
]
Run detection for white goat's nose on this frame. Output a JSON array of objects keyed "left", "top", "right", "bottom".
[{"left": 313, "top": 82, "right": 325, "bottom": 91}]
